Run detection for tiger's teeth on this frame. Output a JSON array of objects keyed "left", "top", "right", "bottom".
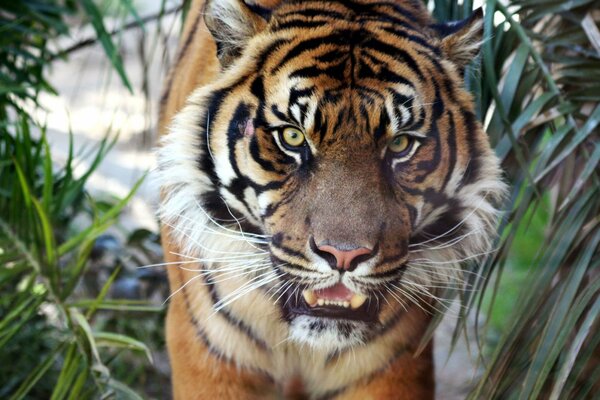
[
  {"left": 305, "top": 290, "right": 367, "bottom": 309},
  {"left": 303, "top": 290, "right": 317, "bottom": 307},
  {"left": 350, "top": 294, "right": 367, "bottom": 310}
]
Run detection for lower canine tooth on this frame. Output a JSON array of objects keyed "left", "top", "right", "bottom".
[
  {"left": 350, "top": 294, "right": 367, "bottom": 309},
  {"left": 343, "top": 301, "right": 350, "bottom": 308},
  {"left": 303, "top": 290, "right": 317, "bottom": 307},
  {"left": 317, "top": 299, "right": 325, "bottom": 306}
]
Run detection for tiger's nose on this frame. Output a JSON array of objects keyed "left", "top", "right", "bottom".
[{"left": 311, "top": 239, "right": 374, "bottom": 271}]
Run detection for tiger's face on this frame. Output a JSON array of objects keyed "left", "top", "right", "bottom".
[{"left": 158, "top": 0, "right": 505, "bottom": 351}]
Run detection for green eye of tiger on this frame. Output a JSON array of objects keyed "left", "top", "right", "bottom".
[
  {"left": 389, "top": 135, "right": 412, "bottom": 154},
  {"left": 281, "top": 127, "right": 306, "bottom": 148}
]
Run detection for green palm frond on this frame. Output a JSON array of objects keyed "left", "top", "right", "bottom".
[
  {"left": 0, "top": 1, "right": 161, "bottom": 399},
  {"left": 427, "top": 0, "right": 599, "bottom": 398},
  {"left": 0, "top": 122, "right": 149, "bottom": 399}
]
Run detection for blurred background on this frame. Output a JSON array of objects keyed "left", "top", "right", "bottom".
[{"left": 0, "top": 0, "right": 598, "bottom": 399}]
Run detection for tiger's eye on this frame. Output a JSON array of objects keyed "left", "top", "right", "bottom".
[
  {"left": 389, "top": 135, "right": 412, "bottom": 154},
  {"left": 281, "top": 127, "right": 306, "bottom": 148}
]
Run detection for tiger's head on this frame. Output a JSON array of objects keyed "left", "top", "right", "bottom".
[{"left": 158, "top": 0, "right": 505, "bottom": 352}]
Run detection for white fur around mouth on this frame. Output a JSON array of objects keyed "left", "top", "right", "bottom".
[{"left": 302, "top": 289, "right": 368, "bottom": 310}]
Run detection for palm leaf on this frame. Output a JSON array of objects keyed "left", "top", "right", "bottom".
[{"left": 427, "top": 0, "right": 599, "bottom": 398}]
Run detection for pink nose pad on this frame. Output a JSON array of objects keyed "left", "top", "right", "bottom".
[{"left": 317, "top": 245, "right": 373, "bottom": 270}]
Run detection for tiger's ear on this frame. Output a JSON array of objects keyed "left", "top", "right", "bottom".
[
  {"left": 204, "top": 0, "right": 276, "bottom": 66},
  {"left": 433, "top": 8, "right": 484, "bottom": 71}
]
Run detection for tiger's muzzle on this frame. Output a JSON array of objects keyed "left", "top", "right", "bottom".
[{"left": 282, "top": 282, "right": 382, "bottom": 323}]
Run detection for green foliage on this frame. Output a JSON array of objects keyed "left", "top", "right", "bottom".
[
  {"left": 0, "top": 1, "right": 133, "bottom": 118},
  {"left": 0, "top": 1, "right": 164, "bottom": 399},
  {"left": 484, "top": 195, "right": 551, "bottom": 333},
  {"left": 0, "top": 123, "right": 151, "bottom": 399},
  {"left": 425, "top": 0, "right": 599, "bottom": 398},
  {"left": 0, "top": 1, "right": 70, "bottom": 120}
]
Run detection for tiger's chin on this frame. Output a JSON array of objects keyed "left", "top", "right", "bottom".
[
  {"left": 282, "top": 283, "right": 383, "bottom": 351},
  {"left": 288, "top": 316, "right": 371, "bottom": 351}
]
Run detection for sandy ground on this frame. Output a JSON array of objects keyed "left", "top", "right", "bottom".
[{"left": 39, "top": 6, "right": 481, "bottom": 399}]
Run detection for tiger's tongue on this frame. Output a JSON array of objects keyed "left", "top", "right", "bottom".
[{"left": 315, "top": 283, "right": 353, "bottom": 301}]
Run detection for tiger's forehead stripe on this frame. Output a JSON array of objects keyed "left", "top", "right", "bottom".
[{"left": 274, "top": 0, "right": 428, "bottom": 28}]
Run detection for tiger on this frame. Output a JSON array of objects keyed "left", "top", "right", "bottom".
[{"left": 156, "top": 0, "right": 505, "bottom": 398}]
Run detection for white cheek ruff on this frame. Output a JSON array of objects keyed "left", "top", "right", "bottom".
[
  {"left": 155, "top": 88, "right": 266, "bottom": 258},
  {"left": 403, "top": 153, "right": 507, "bottom": 301},
  {"left": 156, "top": 97, "right": 212, "bottom": 256}
]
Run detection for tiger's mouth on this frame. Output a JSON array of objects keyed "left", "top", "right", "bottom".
[{"left": 283, "top": 283, "right": 380, "bottom": 323}]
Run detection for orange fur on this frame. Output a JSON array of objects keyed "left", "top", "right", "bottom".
[{"left": 158, "top": 1, "right": 501, "bottom": 398}]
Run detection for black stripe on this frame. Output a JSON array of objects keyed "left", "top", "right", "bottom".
[
  {"left": 406, "top": 203, "right": 418, "bottom": 229},
  {"left": 270, "top": 104, "right": 288, "bottom": 121},
  {"left": 250, "top": 75, "right": 265, "bottom": 99},
  {"left": 201, "top": 90, "right": 228, "bottom": 186},
  {"left": 443, "top": 78, "right": 459, "bottom": 104},
  {"left": 277, "top": 8, "right": 347, "bottom": 21},
  {"left": 332, "top": 108, "right": 346, "bottom": 139},
  {"left": 313, "top": 108, "right": 324, "bottom": 142},
  {"left": 432, "top": 84, "right": 445, "bottom": 119},
  {"left": 373, "top": 64, "right": 414, "bottom": 87},
  {"left": 221, "top": 103, "right": 262, "bottom": 220},
  {"left": 417, "top": 49, "right": 444, "bottom": 74},
  {"left": 249, "top": 135, "right": 281, "bottom": 173},
  {"left": 255, "top": 38, "right": 291, "bottom": 71},
  {"left": 411, "top": 103, "right": 427, "bottom": 131},
  {"left": 411, "top": 205, "right": 466, "bottom": 245},
  {"left": 413, "top": 128, "right": 441, "bottom": 182},
  {"left": 289, "top": 62, "right": 347, "bottom": 80},
  {"left": 378, "top": 25, "right": 439, "bottom": 54},
  {"left": 370, "top": 1, "right": 422, "bottom": 26},
  {"left": 458, "top": 111, "right": 481, "bottom": 187},
  {"left": 363, "top": 38, "right": 424, "bottom": 81},
  {"left": 289, "top": 86, "right": 315, "bottom": 106},
  {"left": 270, "top": 252, "right": 321, "bottom": 274},
  {"left": 271, "top": 234, "right": 310, "bottom": 262},
  {"left": 355, "top": 85, "right": 387, "bottom": 102},
  {"left": 442, "top": 112, "right": 457, "bottom": 188},
  {"left": 227, "top": 102, "right": 251, "bottom": 178},
  {"left": 272, "top": 32, "right": 352, "bottom": 72},
  {"left": 362, "top": 265, "right": 405, "bottom": 281},
  {"left": 179, "top": 270, "right": 274, "bottom": 381},
  {"left": 223, "top": 103, "right": 294, "bottom": 193},
  {"left": 180, "top": 270, "right": 228, "bottom": 361},
  {"left": 245, "top": 2, "right": 273, "bottom": 20},
  {"left": 362, "top": 103, "right": 371, "bottom": 134},
  {"left": 205, "top": 273, "right": 270, "bottom": 350},
  {"left": 200, "top": 190, "right": 262, "bottom": 234},
  {"left": 373, "top": 107, "right": 389, "bottom": 142},
  {"left": 390, "top": 89, "right": 414, "bottom": 127},
  {"left": 275, "top": 18, "right": 330, "bottom": 30}
]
